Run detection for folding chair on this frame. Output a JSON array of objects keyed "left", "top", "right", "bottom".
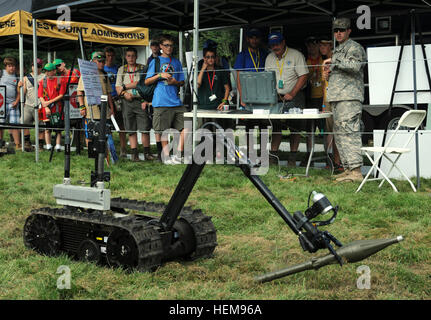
[{"left": 356, "top": 110, "right": 426, "bottom": 193}]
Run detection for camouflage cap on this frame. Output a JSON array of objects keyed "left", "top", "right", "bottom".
[{"left": 333, "top": 18, "right": 351, "bottom": 29}]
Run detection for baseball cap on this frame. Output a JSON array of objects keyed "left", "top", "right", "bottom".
[
  {"left": 333, "top": 18, "right": 351, "bottom": 30},
  {"left": 43, "top": 63, "right": 56, "bottom": 71},
  {"left": 246, "top": 28, "right": 262, "bottom": 38},
  {"left": 319, "top": 35, "right": 333, "bottom": 44},
  {"left": 53, "top": 58, "right": 64, "bottom": 66},
  {"left": 32, "top": 58, "right": 44, "bottom": 67},
  {"left": 91, "top": 51, "right": 106, "bottom": 61},
  {"left": 268, "top": 32, "right": 284, "bottom": 46},
  {"left": 305, "top": 36, "right": 318, "bottom": 44},
  {"left": 203, "top": 39, "right": 218, "bottom": 49}
]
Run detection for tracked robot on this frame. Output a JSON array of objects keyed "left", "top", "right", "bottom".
[{"left": 23, "top": 97, "right": 403, "bottom": 281}]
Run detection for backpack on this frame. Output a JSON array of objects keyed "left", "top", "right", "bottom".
[{"left": 135, "top": 57, "right": 160, "bottom": 102}]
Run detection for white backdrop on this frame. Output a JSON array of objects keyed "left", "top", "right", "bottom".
[{"left": 368, "top": 45, "right": 431, "bottom": 105}]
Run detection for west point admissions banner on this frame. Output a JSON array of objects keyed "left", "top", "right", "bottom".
[{"left": 0, "top": 11, "right": 149, "bottom": 46}]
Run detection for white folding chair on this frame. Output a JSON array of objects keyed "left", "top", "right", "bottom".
[{"left": 356, "top": 110, "right": 426, "bottom": 193}]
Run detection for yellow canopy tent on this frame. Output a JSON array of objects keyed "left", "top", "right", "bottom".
[{"left": 0, "top": 10, "right": 149, "bottom": 46}]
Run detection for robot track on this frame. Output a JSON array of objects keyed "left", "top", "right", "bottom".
[{"left": 23, "top": 198, "right": 217, "bottom": 272}]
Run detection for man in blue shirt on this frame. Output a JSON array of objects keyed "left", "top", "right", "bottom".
[
  {"left": 104, "top": 46, "right": 127, "bottom": 158},
  {"left": 145, "top": 34, "right": 185, "bottom": 164},
  {"left": 234, "top": 28, "right": 268, "bottom": 107}
]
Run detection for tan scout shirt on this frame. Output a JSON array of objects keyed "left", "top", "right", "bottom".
[
  {"left": 24, "top": 73, "right": 45, "bottom": 108},
  {"left": 77, "top": 69, "right": 111, "bottom": 119},
  {"left": 115, "top": 63, "right": 144, "bottom": 98},
  {"left": 265, "top": 47, "right": 309, "bottom": 95}
]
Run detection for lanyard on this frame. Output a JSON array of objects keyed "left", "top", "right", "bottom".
[
  {"left": 248, "top": 48, "right": 260, "bottom": 72},
  {"left": 276, "top": 48, "right": 288, "bottom": 78},
  {"left": 207, "top": 70, "right": 215, "bottom": 93},
  {"left": 163, "top": 56, "right": 173, "bottom": 73},
  {"left": 127, "top": 64, "right": 137, "bottom": 83}
]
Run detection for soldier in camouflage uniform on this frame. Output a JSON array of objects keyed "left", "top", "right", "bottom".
[{"left": 323, "top": 17, "right": 366, "bottom": 182}]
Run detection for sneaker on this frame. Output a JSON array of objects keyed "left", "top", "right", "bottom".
[
  {"left": 144, "top": 153, "right": 156, "bottom": 161},
  {"left": 24, "top": 141, "right": 34, "bottom": 152},
  {"left": 55, "top": 144, "right": 62, "bottom": 152},
  {"left": 45, "top": 144, "right": 52, "bottom": 151},
  {"left": 164, "top": 155, "right": 182, "bottom": 165}
]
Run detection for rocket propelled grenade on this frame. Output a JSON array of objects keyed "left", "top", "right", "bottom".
[{"left": 255, "top": 236, "right": 404, "bottom": 283}]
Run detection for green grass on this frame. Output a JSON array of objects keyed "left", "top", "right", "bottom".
[{"left": 0, "top": 145, "right": 430, "bottom": 300}]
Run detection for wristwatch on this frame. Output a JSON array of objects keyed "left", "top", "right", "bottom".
[{"left": 122, "top": 84, "right": 127, "bottom": 91}]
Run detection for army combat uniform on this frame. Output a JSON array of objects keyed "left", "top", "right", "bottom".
[{"left": 326, "top": 38, "right": 366, "bottom": 171}]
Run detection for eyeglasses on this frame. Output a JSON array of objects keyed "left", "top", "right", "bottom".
[
  {"left": 333, "top": 28, "right": 347, "bottom": 33},
  {"left": 93, "top": 55, "right": 106, "bottom": 61},
  {"left": 205, "top": 55, "right": 215, "bottom": 59},
  {"left": 161, "top": 43, "right": 174, "bottom": 48}
]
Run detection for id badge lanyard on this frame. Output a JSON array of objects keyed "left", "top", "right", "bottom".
[
  {"left": 276, "top": 48, "right": 288, "bottom": 89},
  {"left": 248, "top": 48, "right": 260, "bottom": 72},
  {"left": 207, "top": 70, "right": 217, "bottom": 101}
]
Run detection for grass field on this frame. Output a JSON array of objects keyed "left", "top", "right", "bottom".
[{"left": 0, "top": 145, "right": 430, "bottom": 300}]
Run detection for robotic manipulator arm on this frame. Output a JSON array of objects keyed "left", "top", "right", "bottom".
[
  {"left": 199, "top": 122, "right": 403, "bottom": 283},
  {"left": 159, "top": 121, "right": 403, "bottom": 282},
  {"left": 200, "top": 122, "right": 343, "bottom": 263}
]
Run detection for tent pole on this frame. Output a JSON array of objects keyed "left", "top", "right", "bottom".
[
  {"left": 32, "top": 19, "right": 39, "bottom": 162},
  {"left": 411, "top": 10, "right": 420, "bottom": 189},
  {"left": 179, "top": 31, "right": 184, "bottom": 102},
  {"left": 192, "top": 0, "right": 199, "bottom": 151},
  {"left": 236, "top": 28, "right": 243, "bottom": 111},
  {"left": 19, "top": 34, "right": 24, "bottom": 151}
]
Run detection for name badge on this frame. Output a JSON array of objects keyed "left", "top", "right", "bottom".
[
  {"left": 209, "top": 94, "right": 217, "bottom": 101},
  {"left": 278, "top": 80, "right": 284, "bottom": 89}
]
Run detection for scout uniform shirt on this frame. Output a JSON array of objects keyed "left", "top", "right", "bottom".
[
  {"left": 77, "top": 69, "right": 111, "bottom": 119},
  {"left": 326, "top": 38, "right": 366, "bottom": 103},
  {"left": 24, "top": 73, "right": 45, "bottom": 108},
  {"left": 115, "top": 63, "right": 144, "bottom": 98},
  {"left": 264, "top": 47, "right": 309, "bottom": 95}
]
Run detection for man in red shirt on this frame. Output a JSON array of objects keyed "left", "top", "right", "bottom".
[
  {"left": 38, "top": 62, "right": 68, "bottom": 151},
  {"left": 53, "top": 58, "right": 81, "bottom": 84}
]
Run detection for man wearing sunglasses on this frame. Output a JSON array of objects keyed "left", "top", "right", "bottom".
[
  {"left": 53, "top": 58, "right": 81, "bottom": 84},
  {"left": 323, "top": 17, "right": 366, "bottom": 183}
]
